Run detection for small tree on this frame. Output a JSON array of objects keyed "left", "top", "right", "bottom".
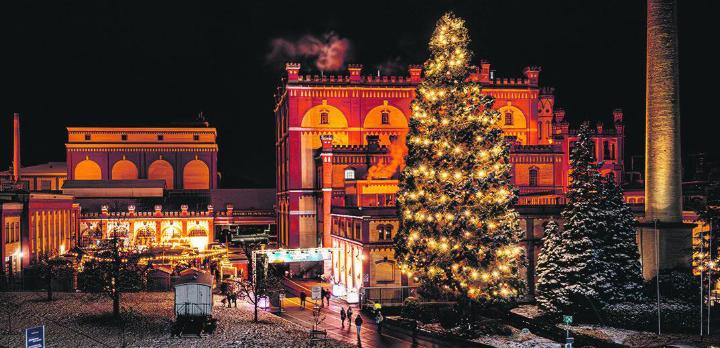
[
  {"left": 79, "top": 236, "right": 145, "bottom": 319},
  {"left": 237, "top": 260, "right": 283, "bottom": 322},
  {"left": 36, "top": 252, "right": 73, "bottom": 301},
  {"left": 535, "top": 219, "right": 566, "bottom": 313},
  {"left": 599, "top": 177, "right": 644, "bottom": 303}
]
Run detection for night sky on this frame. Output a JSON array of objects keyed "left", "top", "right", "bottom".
[{"left": 0, "top": 1, "right": 712, "bottom": 187}]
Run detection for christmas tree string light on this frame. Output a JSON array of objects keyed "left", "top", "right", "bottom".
[{"left": 394, "top": 12, "right": 524, "bottom": 302}]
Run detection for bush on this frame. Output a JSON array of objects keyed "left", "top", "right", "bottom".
[
  {"left": 437, "top": 306, "right": 459, "bottom": 329},
  {"left": 399, "top": 299, "right": 455, "bottom": 324},
  {"left": 644, "top": 270, "right": 699, "bottom": 304},
  {"left": 602, "top": 301, "right": 698, "bottom": 333},
  {"left": 400, "top": 297, "right": 420, "bottom": 320}
]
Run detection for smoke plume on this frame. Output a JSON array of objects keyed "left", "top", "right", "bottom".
[
  {"left": 267, "top": 32, "right": 353, "bottom": 72},
  {"left": 367, "top": 139, "right": 407, "bottom": 180}
]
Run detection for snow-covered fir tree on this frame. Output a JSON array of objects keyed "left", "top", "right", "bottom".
[
  {"left": 535, "top": 219, "right": 567, "bottom": 313},
  {"left": 395, "top": 12, "right": 524, "bottom": 304},
  {"left": 599, "top": 176, "right": 644, "bottom": 303},
  {"left": 536, "top": 122, "right": 612, "bottom": 314}
]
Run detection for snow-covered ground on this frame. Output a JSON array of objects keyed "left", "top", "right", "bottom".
[
  {"left": 472, "top": 327, "right": 560, "bottom": 348},
  {"left": 417, "top": 321, "right": 560, "bottom": 348},
  {"left": 0, "top": 292, "right": 351, "bottom": 348}
]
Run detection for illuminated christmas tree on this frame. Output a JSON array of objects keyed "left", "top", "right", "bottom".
[{"left": 395, "top": 13, "right": 524, "bottom": 304}]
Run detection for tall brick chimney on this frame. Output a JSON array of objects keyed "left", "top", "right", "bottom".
[{"left": 13, "top": 113, "right": 21, "bottom": 182}]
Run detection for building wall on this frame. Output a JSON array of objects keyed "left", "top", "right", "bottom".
[
  {"left": 65, "top": 127, "right": 218, "bottom": 190},
  {"left": 26, "top": 194, "right": 79, "bottom": 267},
  {"left": 1, "top": 202, "right": 23, "bottom": 277},
  {"left": 276, "top": 62, "right": 625, "bottom": 251}
]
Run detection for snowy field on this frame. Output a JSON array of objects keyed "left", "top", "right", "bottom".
[{"left": 0, "top": 292, "right": 351, "bottom": 348}]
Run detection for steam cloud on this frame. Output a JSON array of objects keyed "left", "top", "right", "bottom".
[
  {"left": 267, "top": 32, "right": 353, "bottom": 72},
  {"left": 367, "top": 139, "right": 408, "bottom": 179}
]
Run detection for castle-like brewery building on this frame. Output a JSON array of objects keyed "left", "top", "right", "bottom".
[
  {"left": 2, "top": 119, "right": 275, "bottom": 283},
  {"left": 274, "top": 62, "right": 634, "bottom": 297}
]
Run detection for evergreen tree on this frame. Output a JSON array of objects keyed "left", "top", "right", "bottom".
[
  {"left": 395, "top": 13, "right": 524, "bottom": 304},
  {"left": 536, "top": 122, "right": 611, "bottom": 315},
  {"left": 535, "top": 219, "right": 567, "bottom": 313},
  {"left": 600, "top": 177, "right": 644, "bottom": 303}
]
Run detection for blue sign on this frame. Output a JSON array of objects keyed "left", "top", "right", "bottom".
[
  {"left": 266, "top": 249, "right": 332, "bottom": 263},
  {"left": 25, "top": 325, "right": 45, "bottom": 348}
]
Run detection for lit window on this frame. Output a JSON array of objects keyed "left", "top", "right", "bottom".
[
  {"left": 505, "top": 111, "right": 513, "bottom": 125},
  {"left": 378, "top": 225, "right": 393, "bottom": 240},
  {"left": 320, "top": 110, "right": 329, "bottom": 124},
  {"left": 344, "top": 168, "right": 355, "bottom": 180},
  {"left": 538, "top": 122, "right": 543, "bottom": 140},
  {"left": 381, "top": 110, "right": 390, "bottom": 125},
  {"left": 529, "top": 167, "right": 538, "bottom": 187}
]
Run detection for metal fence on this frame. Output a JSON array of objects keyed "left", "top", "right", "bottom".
[{"left": 360, "top": 286, "right": 417, "bottom": 308}]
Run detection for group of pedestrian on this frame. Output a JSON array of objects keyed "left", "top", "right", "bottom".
[
  {"left": 220, "top": 281, "right": 239, "bottom": 308},
  {"left": 319, "top": 287, "right": 331, "bottom": 307}
]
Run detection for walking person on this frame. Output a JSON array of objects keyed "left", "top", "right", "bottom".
[
  {"left": 324, "top": 288, "right": 331, "bottom": 307},
  {"left": 299, "top": 291, "right": 307, "bottom": 309},
  {"left": 346, "top": 306, "right": 353, "bottom": 330},
  {"left": 355, "top": 314, "right": 363, "bottom": 341},
  {"left": 320, "top": 288, "right": 326, "bottom": 308},
  {"left": 375, "top": 311, "right": 384, "bottom": 334},
  {"left": 340, "top": 308, "right": 346, "bottom": 328}
]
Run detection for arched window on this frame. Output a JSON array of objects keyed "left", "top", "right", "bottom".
[
  {"left": 504, "top": 111, "right": 513, "bottom": 125},
  {"left": 381, "top": 110, "right": 390, "bottom": 124},
  {"left": 529, "top": 167, "right": 539, "bottom": 187},
  {"left": 320, "top": 110, "right": 329, "bottom": 124},
  {"left": 344, "top": 168, "right": 356, "bottom": 180},
  {"left": 111, "top": 159, "right": 139, "bottom": 180},
  {"left": 183, "top": 159, "right": 210, "bottom": 189},
  {"left": 74, "top": 159, "right": 102, "bottom": 180},
  {"left": 148, "top": 159, "right": 174, "bottom": 189},
  {"left": 378, "top": 224, "right": 392, "bottom": 240}
]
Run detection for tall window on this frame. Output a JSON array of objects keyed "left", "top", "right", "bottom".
[
  {"left": 378, "top": 224, "right": 392, "bottom": 240},
  {"left": 504, "top": 111, "right": 513, "bottom": 125},
  {"left": 320, "top": 110, "right": 329, "bottom": 124},
  {"left": 381, "top": 110, "right": 390, "bottom": 125},
  {"left": 529, "top": 167, "right": 538, "bottom": 187},
  {"left": 344, "top": 168, "right": 356, "bottom": 180},
  {"left": 538, "top": 121, "right": 543, "bottom": 140}
]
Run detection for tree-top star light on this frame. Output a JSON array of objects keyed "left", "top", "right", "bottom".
[{"left": 394, "top": 12, "right": 524, "bottom": 303}]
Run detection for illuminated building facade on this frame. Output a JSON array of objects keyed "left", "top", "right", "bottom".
[
  {"left": 1, "top": 192, "right": 80, "bottom": 277},
  {"left": 3, "top": 117, "right": 276, "bottom": 278},
  {"left": 274, "top": 62, "right": 627, "bottom": 294}
]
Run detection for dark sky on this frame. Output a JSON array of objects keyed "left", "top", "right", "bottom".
[{"left": 0, "top": 1, "right": 713, "bottom": 187}]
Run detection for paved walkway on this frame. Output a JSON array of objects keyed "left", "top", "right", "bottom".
[{"left": 275, "top": 278, "right": 472, "bottom": 348}]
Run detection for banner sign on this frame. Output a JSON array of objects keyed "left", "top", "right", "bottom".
[
  {"left": 266, "top": 249, "right": 332, "bottom": 263},
  {"left": 25, "top": 326, "right": 45, "bottom": 348}
]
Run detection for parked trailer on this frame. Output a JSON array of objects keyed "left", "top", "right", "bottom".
[{"left": 171, "top": 269, "right": 216, "bottom": 337}]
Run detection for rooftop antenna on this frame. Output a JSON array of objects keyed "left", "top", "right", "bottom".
[{"left": 197, "top": 111, "right": 206, "bottom": 122}]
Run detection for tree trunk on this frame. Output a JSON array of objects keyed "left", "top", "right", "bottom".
[
  {"left": 47, "top": 275, "right": 53, "bottom": 301},
  {"left": 254, "top": 292, "right": 258, "bottom": 322},
  {"left": 113, "top": 291, "right": 121, "bottom": 320}
]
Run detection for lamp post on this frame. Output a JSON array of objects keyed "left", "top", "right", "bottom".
[{"left": 700, "top": 224, "right": 704, "bottom": 337}]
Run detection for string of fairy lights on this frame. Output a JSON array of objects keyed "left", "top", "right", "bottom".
[{"left": 395, "top": 13, "right": 524, "bottom": 301}]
